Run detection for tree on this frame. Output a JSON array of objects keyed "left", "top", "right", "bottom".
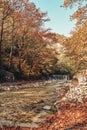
[
  {"left": 62, "top": 0, "right": 87, "bottom": 73},
  {"left": 0, "top": 0, "right": 50, "bottom": 73},
  {"left": 0, "top": 0, "right": 59, "bottom": 80},
  {"left": 64, "top": 21, "right": 87, "bottom": 71},
  {"left": 12, "top": 2, "right": 49, "bottom": 76},
  {"left": 0, "top": 0, "right": 12, "bottom": 68},
  {"left": 63, "top": 0, "right": 87, "bottom": 27},
  {"left": 0, "top": 0, "right": 25, "bottom": 68}
]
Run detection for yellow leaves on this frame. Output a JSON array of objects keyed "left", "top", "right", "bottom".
[
  {"left": 63, "top": 18, "right": 87, "bottom": 72},
  {"left": 63, "top": 0, "right": 87, "bottom": 28}
]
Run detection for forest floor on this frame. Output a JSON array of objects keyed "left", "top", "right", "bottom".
[{"left": 0, "top": 80, "right": 87, "bottom": 130}]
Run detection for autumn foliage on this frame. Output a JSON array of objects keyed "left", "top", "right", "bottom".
[
  {"left": 0, "top": 0, "right": 59, "bottom": 80},
  {"left": 62, "top": 0, "right": 87, "bottom": 74}
]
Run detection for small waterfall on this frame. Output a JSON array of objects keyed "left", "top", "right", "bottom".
[{"left": 46, "top": 74, "right": 69, "bottom": 81}]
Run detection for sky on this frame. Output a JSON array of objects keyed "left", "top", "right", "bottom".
[{"left": 30, "top": 0, "right": 77, "bottom": 36}]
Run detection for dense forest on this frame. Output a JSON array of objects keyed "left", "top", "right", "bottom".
[{"left": 0, "top": 0, "right": 87, "bottom": 82}]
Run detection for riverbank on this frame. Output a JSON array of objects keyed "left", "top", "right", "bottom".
[
  {"left": 0, "top": 79, "right": 87, "bottom": 129},
  {"left": 0, "top": 98, "right": 87, "bottom": 130},
  {"left": 0, "top": 80, "right": 69, "bottom": 127}
]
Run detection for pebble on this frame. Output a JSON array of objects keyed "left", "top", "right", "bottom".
[{"left": 43, "top": 105, "right": 51, "bottom": 110}]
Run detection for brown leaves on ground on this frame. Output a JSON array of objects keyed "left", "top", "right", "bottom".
[{"left": 0, "top": 98, "right": 87, "bottom": 130}]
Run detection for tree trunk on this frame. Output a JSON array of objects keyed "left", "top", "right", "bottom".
[
  {"left": 0, "top": 19, "right": 4, "bottom": 69},
  {"left": 9, "top": 45, "right": 13, "bottom": 69},
  {"left": 18, "top": 37, "right": 24, "bottom": 75},
  {"left": 18, "top": 50, "right": 22, "bottom": 74},
  {"left": 9, "top": 19, "right": 14, "bottom": 69},
  {"left": 0, "top": 41, "right": 2, "bottom": 69},
  {"left": 28, "top": 64, "right": 33, "bottom": 78}
]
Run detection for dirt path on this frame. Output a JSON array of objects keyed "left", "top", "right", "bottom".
[{"left": 0, "top": 80, "right": 69, "bottom": 127}]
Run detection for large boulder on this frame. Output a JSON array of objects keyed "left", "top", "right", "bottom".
[{"left": 0, "top": 69, "right": 14, "bottom": 82}]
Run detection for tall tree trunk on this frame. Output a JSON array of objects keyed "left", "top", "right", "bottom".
[
  {"left": 18, "top": 50, "right": 22, "bottom": 74},
  {"left": 0, "top": 41, "right": 2, "bottom": 69},
  {"left": 0, "top": 19, "right": 4, "bottom": 69},
  {"left": 9, "top": 19, "right": 14, "bottom": 69},
  {"left": 9, "top": 44, "right": 13, "bottom": 69},
  {"left": 18, "top": 37, "right": 24, "bottom": 75}
]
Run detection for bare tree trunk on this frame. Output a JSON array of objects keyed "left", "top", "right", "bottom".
[
  {"left": 9, "top": 44, "right": 13, "bottom": 69},
  {"left": 0, "top": 41, "right": 2, "bottom": 69},
  {"left": 18, "top": 37, "right": 24, "bottom": 74},
  {"left": 9, "top": 19, "right": 14, "bottom": 69},
  {"left": 0, "top": 19, "right": 4, "bottom": 69},
  {"left": 18, "top": 49, "right": 22, "bottom": 74}
]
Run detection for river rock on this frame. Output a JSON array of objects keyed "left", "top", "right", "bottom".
[{"left": 43, "top": 105, "right": 51, "bottom": 110}]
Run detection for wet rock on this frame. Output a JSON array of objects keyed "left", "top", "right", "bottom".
[{"left": 43, "top": 105, "right": 51, "bottom": 110}]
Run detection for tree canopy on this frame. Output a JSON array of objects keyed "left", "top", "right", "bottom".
[{"left": 62, "top": 0, "right": 87, "bottom": 74}]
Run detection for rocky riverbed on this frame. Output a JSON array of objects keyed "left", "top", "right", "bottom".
[
  {"left": 0, "top": 79, "right": 87, "bottom": 128},
  {"left": 0, "top": 80, "right": 70, "bottom": 127}
]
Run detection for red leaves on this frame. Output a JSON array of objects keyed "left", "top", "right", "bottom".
[{"left": 38, "top": 99, "right": 87, "bottom": 130}]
